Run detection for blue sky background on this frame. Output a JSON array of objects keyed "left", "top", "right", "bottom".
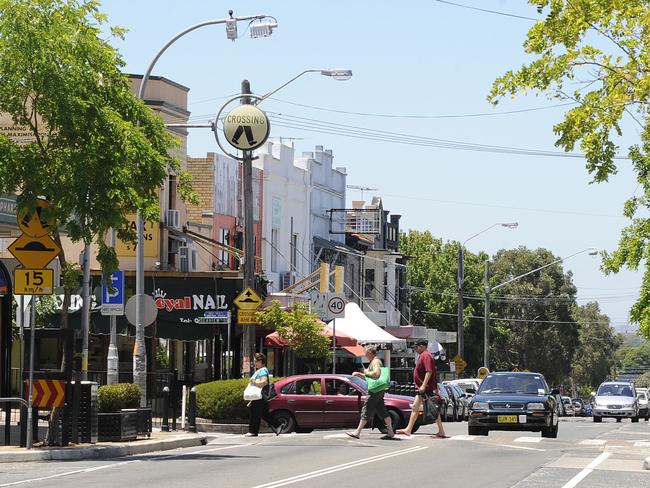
[{"left": 101, "top": 0, "right": 642, "bottom": 332}]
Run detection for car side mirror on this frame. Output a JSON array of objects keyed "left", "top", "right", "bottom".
[
  {"left": 466, "top": 388, "right": 476, "bottom": 394},
  {"left": 551, "top": 389, "right": 560, "bottom": 395}
]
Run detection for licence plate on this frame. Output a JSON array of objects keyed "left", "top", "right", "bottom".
[{"left": 497, "top": 415, "right": 518, "bottom": 423}]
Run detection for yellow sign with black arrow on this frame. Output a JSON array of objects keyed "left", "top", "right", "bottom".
[
  {"left": 8, "top": 233, "right": 61, "bottom": 269},
  {"left": 234, "top": 287, "right": 263, "bottom": 311}
]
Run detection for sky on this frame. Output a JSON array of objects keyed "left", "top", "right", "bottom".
[{"left": 100, "top": 0, "right": 643, "bottom": 333}]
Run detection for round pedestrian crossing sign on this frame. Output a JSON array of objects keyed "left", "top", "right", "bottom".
[{"left": 223, "top": 104, "right": 270, "bottom": 151}]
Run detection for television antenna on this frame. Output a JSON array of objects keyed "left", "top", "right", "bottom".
[{"left": 346, "top": 185, "right": 379, "bottom": 201}]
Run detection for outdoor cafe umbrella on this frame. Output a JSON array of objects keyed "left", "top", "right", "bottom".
[{"left": 264, "top": 324, "right": 357, "bottom": 348}]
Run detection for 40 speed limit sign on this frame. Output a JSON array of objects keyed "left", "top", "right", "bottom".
[{"left": 327, "top": 294, "right": 346, "bottom": 319}]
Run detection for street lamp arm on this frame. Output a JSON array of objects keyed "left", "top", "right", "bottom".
[
  {"left": 462, "top": 224, "right": 499, "bottom": 247},
  {"left": 490, "top": 247, "right": 597, "bottom": 292},
  {"left": 137, "top": 15, "right": 269, "bottom": 100},
  {"left": 258, "top": 70, "right": 322, "bottom": 102}
]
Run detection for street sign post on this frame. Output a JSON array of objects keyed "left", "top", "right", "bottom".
[
  {"left": 101, "top": 270, "right": 125, "bottom": 316},
  {"left": 310, "top": 292, "right": 346, "bottom": 321},
  {"left": 125, "top": 294, "right": 158, "bottom": 327},
  {"left": 223, "top": 104, "right": 270, "bottom": 151}
]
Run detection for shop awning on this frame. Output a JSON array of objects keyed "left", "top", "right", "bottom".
[
  {"left": 341, "top": 345, "right": 366, "bottom": 357},
  {"left": 329, "top": 303, "right": 406, "bottom": 350},
  {"left": 264, "top": 323, "right": 357, "bottom": 348}
]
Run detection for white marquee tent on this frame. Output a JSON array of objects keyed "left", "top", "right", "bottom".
[{"left": 329, "top": 302, "right": 407, "bottom": 351}]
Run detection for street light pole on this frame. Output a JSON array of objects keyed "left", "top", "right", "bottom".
[
  {"left": 133, "top": 12, "right": 276, "bottom": 404},
  {"left": 241, "top": 79, "right": 256, "bottom": 377},
  {"left": 457, "top": 222, "right": 517, "bottom": 362},
  {"left": 482, "top": 247, "right": 597, "bottom": 369}
]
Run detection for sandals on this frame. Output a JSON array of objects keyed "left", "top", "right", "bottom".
[
  {"left": 345, "top": 432, "right": 360, "bottom": 439},
  {"left": 433, "top": 433, "right": 449, "bottom": 439},
  {"left": 395, "top": 429, "right": 411, "bottom": 437}
]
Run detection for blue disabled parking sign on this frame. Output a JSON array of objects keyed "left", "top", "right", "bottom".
[{"left": 101, "top": 270, "right": 125, "bottom": 316}]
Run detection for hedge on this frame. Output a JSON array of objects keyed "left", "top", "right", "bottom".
[
  {"left": 196, "top": 377, "right": 282, "bottom": 421},
  {"left": 98, "top": 383, "right": 141, "bottom": 413}
]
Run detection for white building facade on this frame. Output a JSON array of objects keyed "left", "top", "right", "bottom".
[{"left": 254, "top": 140, "right": 311, "bottom": 292}]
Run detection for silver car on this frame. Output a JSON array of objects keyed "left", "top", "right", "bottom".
[{"left": 593, "top": 381, "right": 639, "bottom": 423}]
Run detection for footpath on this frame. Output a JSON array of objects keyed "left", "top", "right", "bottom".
[{"left": 0, "top": 430, "right": 209, "bottom": 463}]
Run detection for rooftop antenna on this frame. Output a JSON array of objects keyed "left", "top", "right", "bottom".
[{"left": 346, "top": 185, "right": 379, "bottom": 201}]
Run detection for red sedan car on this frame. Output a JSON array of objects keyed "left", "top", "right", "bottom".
[{"left": 268, "top": 374, "right": 421, "bottom": 433}]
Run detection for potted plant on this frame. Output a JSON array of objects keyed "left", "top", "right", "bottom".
[{"left": 97, "top": 383, "right": 142, "bottom": 441}]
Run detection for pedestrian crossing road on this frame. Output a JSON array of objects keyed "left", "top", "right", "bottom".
[{"left": 0, "top": 418, "right": 648, "bottom": 488}]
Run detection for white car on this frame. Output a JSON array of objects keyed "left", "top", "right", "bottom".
[
  {"left": 444, "top": 379, "right": 481, "bottom": 398},
  {"left": 562, "top": 396, "right": 575, "bottom": 416},
  {"left": 637, "top": 391, "right": 649, "bottom": 421},
  {"left": 593, "top": 381, "right": 639, "bottom": 423}
]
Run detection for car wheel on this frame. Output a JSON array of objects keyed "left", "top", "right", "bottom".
[
  {"left": 378, "top": 409, "right": 401, "bottom": 434},
  {"left": 272, "top": 410, "right": 296, "bottom": 433},
  {"left": 593, "top": 416, "right": 602, "bottom": 423},
  {"left": 632, "top": 416, "right": 639, "bottom": 423},
  {"left": 468, "top": 426, "right": 487, "bottom": 436},
  {"left": 616, "top": 418, "right": 622, "bottom": 423}
]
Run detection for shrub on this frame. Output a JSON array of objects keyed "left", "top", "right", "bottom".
[
  {"left": 98, "top": 383, "right": 141, "bottom": 413},
  {"left": 196, "top": 377, "right": 283, "bottom": 421}
]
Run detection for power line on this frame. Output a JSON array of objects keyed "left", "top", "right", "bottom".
[
  {"left": 434, "top": 0, "right": 537, "bottom": 21},
  {"left": 415, "top": 309, "right": 621, "bottom": 325},
  {"left": 262, "top": 98, "right": 575, "bottom": 119}
]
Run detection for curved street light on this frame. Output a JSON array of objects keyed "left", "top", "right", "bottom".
[
  {"left": 457, "top": 222, "right": 518, "bottom": 362},
  {"left": 130, "top": 12, "right": 277, "bottom": 404},
  {"left": 483, "top": 247, "right": 598, "bottom": 369}
]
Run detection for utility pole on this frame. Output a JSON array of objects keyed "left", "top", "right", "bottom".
[
  {"left": 457, "top": 246, "right": 464, "bottom": 360},
  {"left": 81, "top": 242, "right": 91, "bottom": 381},
  {"left": 241, "top": 79, "right": 256, "bottom": 377},
  {"left": 107, "top": 229, "right": 118, "bottom": 385},
  {"left": 484, "top": 260, "right": 490, "bottom": 370}
]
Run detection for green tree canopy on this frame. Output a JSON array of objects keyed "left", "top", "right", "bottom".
[
  {"left": 489, "top": 0, "right": 650, "bottom": 339},
  {"left": 257, "top": 301, "right": 330, "bottom": 359},
  {"left": 0, "top": 0, "right": 195, "bottom": 273},
  {"left": 489, "top": 247, "right": 579, "bottom": 386},
  {"left": 571, "top": 302, "right": 622, "bottom": 389}
]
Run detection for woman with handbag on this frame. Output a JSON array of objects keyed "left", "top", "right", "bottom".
[
  {"left": 346, "top": 345, "right": 396, "bottom": 440},
  {"left": 245, "top": 353, "right": 283, "bottom": 437}
]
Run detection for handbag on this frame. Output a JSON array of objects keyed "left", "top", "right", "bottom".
[
  {"left": 243, "top": 382, "right": 263, "bottom": 401},
  {"left": 422, "top": 394, "right": 439, "bottom": 424},
  {"left": 366, "top": 367, "right": 390, "bottom": 394}
]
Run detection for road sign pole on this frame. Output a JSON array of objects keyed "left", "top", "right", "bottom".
[
  {"left": 81, "top": 242, "right": 91, "bottom": 381},
  {"left": 332, "top": 319, "right": 336, "bottom": 374},
  {"left": 107, "top": 230, "right": 118, "bottom": 386},
  {"left": 26, "top": 297, "right": 35, "bottom": 449}
]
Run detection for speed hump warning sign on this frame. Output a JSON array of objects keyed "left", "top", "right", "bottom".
[{"left": 223, "top": 104, "right": 270, "bottom": 151}]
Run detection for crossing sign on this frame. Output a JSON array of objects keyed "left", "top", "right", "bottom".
[
  {"left": 101, "top": 270, "right": 125, "bottom": 316},
  {"left": 223, "top": 105, "right": 270, "bottom": 151}
]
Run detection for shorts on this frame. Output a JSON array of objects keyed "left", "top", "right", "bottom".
[{"left": 361, "top": 391, "right": 389, "bottom": 421}]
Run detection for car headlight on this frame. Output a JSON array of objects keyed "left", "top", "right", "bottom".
[
  {"left": 527, "top": 402, "right": 545, "bottom": 411},
  {"left": 471, "top": 401, "right": 489, "bottom": 410}
]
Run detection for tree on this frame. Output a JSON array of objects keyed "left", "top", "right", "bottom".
[
  {"left": 0, "top": 0, "right": 195, "bottom": 279},
  {"left": 399, "top": 230, "right": 487, "bottom": 373},
  {"left": 489, "top": 0, "right": 650, "bottom": 339},
  {"left": 571, "top": 302, "right": 621, "bottom": 389},
  {"left": 257, "top": 301, "right": 330, "bottom": 359},
  {"left": 488, "top": 247, "right": 579, "bottom": 387}
]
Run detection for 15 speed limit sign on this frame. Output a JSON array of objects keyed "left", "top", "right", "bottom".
[{"left": 327, "top": 295, "right": 346, "bottom": 319}]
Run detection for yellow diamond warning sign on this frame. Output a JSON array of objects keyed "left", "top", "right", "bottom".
[
  {"left": 234, "top": 287, "right": 263, "bottom": 310},
  {"left": 8, "top": 233, "right": 61, "bottom": 269}
]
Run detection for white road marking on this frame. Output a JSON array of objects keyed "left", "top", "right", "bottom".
[
  {"left": 250, "top": 445, "right": 427, "bottom": 488},
  {"left": 450, "top": 435, "right": 479, "bottom": 441},
  {"left": 633, "top": 441, "right": 650, "bottom": 448},
  {"left": 0, "top": 444, "right": 252, "bottom": 487},
  {"left": 579, "top": 439, "right": 606, "bottom": 446},
  {"left": 560, "top": 452, "right": 611, "bottom": 488},
  {"left": 493, "top": 443, "right": 546, "bottom": 452},
  {"left": 514, "top": 436, "right": 543, "bottom": 443}
]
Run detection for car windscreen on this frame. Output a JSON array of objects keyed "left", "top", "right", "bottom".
[
  {"left": 597, "top": 384, "right": 634, "bottom": 397},
  {"left": 478, "top": 375, "right": 548, "bottom": 395}
]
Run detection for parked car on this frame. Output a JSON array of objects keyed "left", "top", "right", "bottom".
[
  {"left": 551, "top": 391, "right": 567, "bottom": 416},
  {"left": 572, "top": 398, "right": 584, "bottom": 416},
  {"left": 467, "top": 371, "right": 560, "bottom": 438},
  {"left": 562, "top": 396, "right": 575, "bottom": 416},
  {"left": 592, "top": 381, "right": 639, "bottom": 423},
  {"left": 582, "top": 402, "right": 593, "bottom": 416},
  {"left": 637, "top": 391, "right": 649, "bottom": 421},
  {"left": 267, "top": 374, "right": 420, "bottom": 433},
  {"left": 443, "top": 384, "right": 466, "bottom": 421},
  {"left": 444, "top": 379, "right": 481, "bottom": 399},
  {"left": 450, "top": 383, "right": 470, "bottom": 420},
  {"left": 436, "top": 382, "right": 455, "bottom": 422}
]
